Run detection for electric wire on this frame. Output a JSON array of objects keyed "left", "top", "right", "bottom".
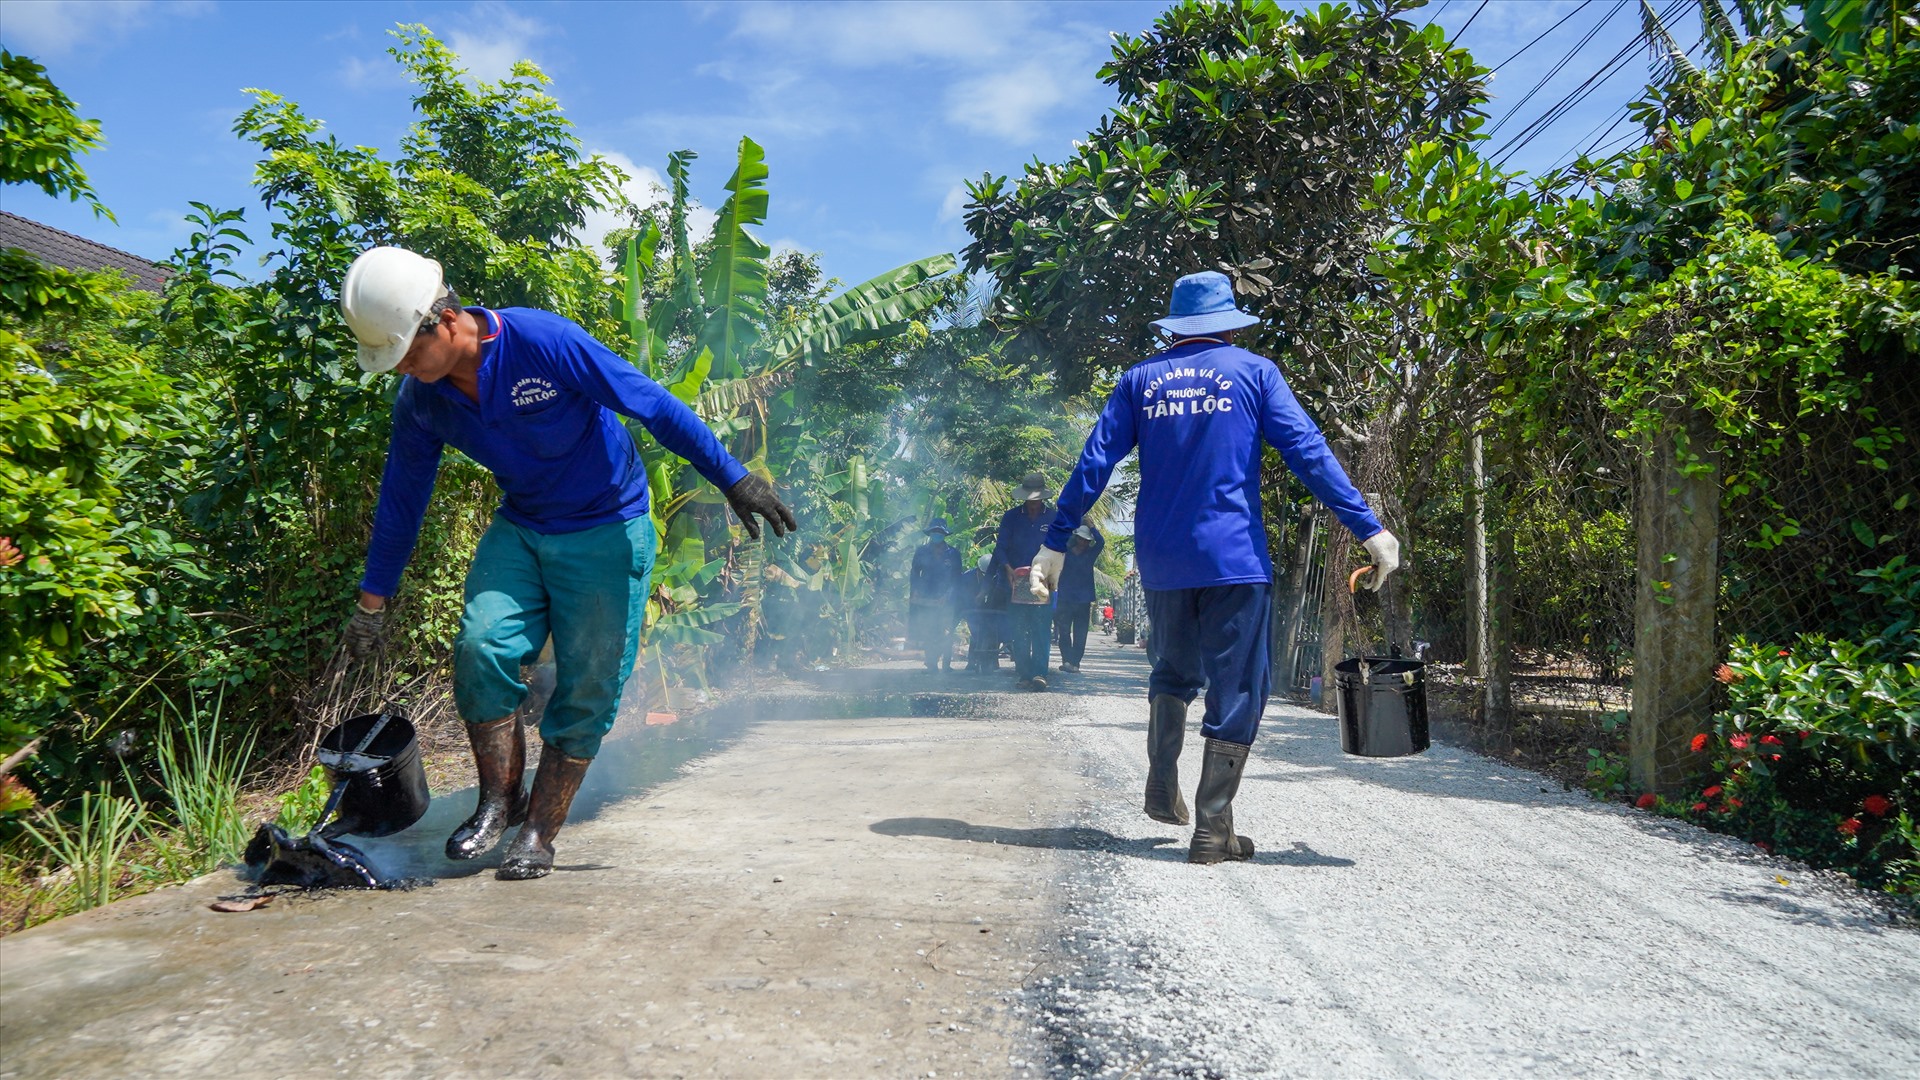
[
  {"left": 1485, "top": 0, "right": 1628, "bottom": 138},
  {"left": 1490, "top": 0, "right": 1695, "bottom": 168},
  {"left": 1456, "top": 0, "right": 1491, "bottom": 38},
  {"left": 1484, "top": 0, "right": 1598, "bottom": 73}
]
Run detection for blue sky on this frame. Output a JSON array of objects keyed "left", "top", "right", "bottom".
[{"left": 3, "top": 0, "right": 1685, "bottom": 289}]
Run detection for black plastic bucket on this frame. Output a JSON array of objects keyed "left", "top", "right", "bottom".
[
  {"left": 1334, "top": 656, "right": 1430, "bottom": 758},
  {"left": 315, "top": 712, "right": 431, "bottom": 837}
]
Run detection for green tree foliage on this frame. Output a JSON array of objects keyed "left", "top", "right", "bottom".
[
  {"left": 0, "top": 52, "right": 169, "bottom": 759},
  {"left": 1369, "top": 0, "right": 1917, "bottom": 885},
  {"left": 961, "top": 0, "right": 1486, "bottom": 397}
]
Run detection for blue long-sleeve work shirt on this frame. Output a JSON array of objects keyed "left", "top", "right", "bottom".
[
  {"left": 359, "top": 307, "right": 748, "bottom": 597},
  {"left": 1045, "top": 339, "right": 1381, "bottom": 592}
]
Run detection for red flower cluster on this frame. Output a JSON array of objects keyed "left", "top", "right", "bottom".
[
  {"left": 1760, "top": 735, "right": 1783, "bottom": 746},
  {"left": 1863, "top": 795, "right": 1892, "bottom": 818},
  {"left": 1692, "top": 802, "right": 1710, "bottom": 813},
  {"left": 1690, "top": 733, "right": 1710, "bottom": 753},
  {"left": 1838, "top": 818, "right": 1862, "bottom": 837},
  {"left": 1702, "top": 785, "right": 1724, "bottom": 799},
  {"left": 1729, "top": 734, "right": 1752, "bottom": 750},
  {"left": 1635, "top": 793, "right": 1658, "bottom": 810},
  {"left": 1713, "top": 663, "right": 1742, "bottom": 684}
]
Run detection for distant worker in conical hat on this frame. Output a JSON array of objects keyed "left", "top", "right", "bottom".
[
  {"left": 908, "top": 517, "right": 964, "bottom": 672},
  {"left": 1028, "top": 271, "right": 1399, "bottom": 864},
  {"left": 336, "top": 246, "right": 796, "bottom": 881}
]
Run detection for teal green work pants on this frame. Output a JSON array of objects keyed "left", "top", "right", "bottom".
[{"left": 454, "top": 513, "right": 656, "bottom": 759}]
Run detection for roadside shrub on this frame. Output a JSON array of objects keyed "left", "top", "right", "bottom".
[{"left": 1683, "top": 558, "right": 1920, "bottom": 895}]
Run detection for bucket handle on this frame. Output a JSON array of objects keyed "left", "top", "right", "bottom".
[{"left": 1347, "top": 565, "right": 1376, "bottom": 594}]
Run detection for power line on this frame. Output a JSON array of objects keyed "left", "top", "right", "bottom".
[
  {"left": 1485, "top": 1, "right": 1627, "bottom": 138},
  {"left": 1485, "top": 0, "right": 1598, "bottom": 73},
  {"left": 1456, "top": 0, "right": 1491, "bottom": 38},
  {"left": 1490, "top": 0, "right": 1694, "bottom": 168}
]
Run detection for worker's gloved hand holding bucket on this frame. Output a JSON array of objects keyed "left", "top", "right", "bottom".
[{"left": 1336, "top": 554, "right": 1430, "bottom": 759}]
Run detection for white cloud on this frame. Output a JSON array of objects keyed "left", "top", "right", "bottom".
[
  {"left": 937, "top": 182, "right": 970, "bottom": 224},
  {"left": 573, "top": 150, "right": 721, "bottom": 259},
  {"left": 947, "top": 58, "right": 1072, "bottom": 142},
  {"left": 574, "top": 150, "right": 665, "bottom": 255},
  {"left": 444, "top": 4, "right": 552, "bottom": 82},
  {"left": 712, "top": 1, "right": 1112, "bottom": 146},
  {"left": 0, "top": 0, "right": 207, "bottom": 58}
]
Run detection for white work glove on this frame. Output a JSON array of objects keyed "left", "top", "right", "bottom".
[
  {"left": 1030, "top": 546, "right": 1065, "bottom": 602},
  {"left": 1361, "top": 530, "right": 1401, "bottom": 593}
]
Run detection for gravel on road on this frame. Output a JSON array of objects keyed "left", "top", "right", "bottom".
[{"left": 1015, "top": 645, "right": 1920, "bottom": 1079}]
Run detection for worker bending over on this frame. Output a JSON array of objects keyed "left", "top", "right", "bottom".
[{"left": 339, "top": 247, "right": 794, "bottom": 880}]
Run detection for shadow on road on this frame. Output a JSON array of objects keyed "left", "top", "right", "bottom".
[
  {"left": 872, "top": 816, "right": 1177, "bottom": 857},
  {"left": 871, "top": 816, "right": 1357, "bottom": 868}
]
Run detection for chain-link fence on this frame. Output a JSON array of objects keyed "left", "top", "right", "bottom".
[{"left": 1271, "top": 347, "right": 1917, "bottom": 790}]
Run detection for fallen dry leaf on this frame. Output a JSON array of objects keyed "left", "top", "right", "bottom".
[{"left": 210, "top": 894, "right": 276, "bottom": 913}]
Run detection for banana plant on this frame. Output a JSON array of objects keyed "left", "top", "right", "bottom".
[{"left": 613, "top": 136, "right": 956, "bottom": 676}]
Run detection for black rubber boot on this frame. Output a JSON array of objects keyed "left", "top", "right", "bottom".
[
  {"left": 1144, "top": 695, "right": 1191, "bottom": 825},
  {"left": 497, "top": 744, "right": 591, "bottom": 881},
  {"left": 1188, "top": 738, "right": 1255, "bottom": 865},
  {"left": 445, "top": 715, "right": 528, "bottom": 860}
]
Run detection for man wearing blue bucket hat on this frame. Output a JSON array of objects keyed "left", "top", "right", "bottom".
[
  {"left": 1028, "top": 270, "right": 1399, "bottom": 864},
  {"left": 337, "top": 246, "right": 796, "bottom": 881}
]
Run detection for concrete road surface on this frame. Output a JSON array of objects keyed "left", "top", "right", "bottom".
[{"left": 3, "top": 644, "right": 1916, "bottom": 1078}]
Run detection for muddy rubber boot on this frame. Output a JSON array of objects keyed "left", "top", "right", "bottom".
[
  {"left": 1144, "top": 695, "right": 1191, "bottom": 826},
  {"left": 445, "top": 716, "right": 528, "bottom": 860},
  {"left": 497, "top": 744, "right": 592, "bottom": 881},
  {"left": 1188, "top": 738, "right": 1255, "bottom": 865}
]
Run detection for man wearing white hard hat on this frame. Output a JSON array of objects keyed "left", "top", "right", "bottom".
[
  {"left": 1028, "top": 270, "right": 1399, "bottom": 865},
  {"left": 338, "top": 246, "right": 795, "bottom": 880}
]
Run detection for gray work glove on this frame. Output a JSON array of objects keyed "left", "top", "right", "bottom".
[
  {"left": 344, "top": 602, "right": 386, "bottom": 660},
  {"left": 725, "top": 474, "right": 798, "bottom": 541}
]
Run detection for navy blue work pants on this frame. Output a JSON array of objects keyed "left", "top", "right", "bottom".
[
  {"left": 1054, "top": 602, "right": 1091, "bottom": 666},
  {"left": 1145, "top": 584, "right": 1272, "bottom": 746},
  {"left": 1007, "top": 602, "right": 1051, "bottom": 680}
]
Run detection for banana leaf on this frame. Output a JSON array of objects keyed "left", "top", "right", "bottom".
[
  {"left": 694, "top": 137, "right": 770, "bottom": 380},
  {"left": 765, "top": 253, "right": 957, "bottom": 366}
]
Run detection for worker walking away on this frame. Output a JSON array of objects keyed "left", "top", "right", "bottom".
[
  {"left": 337, "top": 247, "right": 795, "bottom": 880},
  {"left": 1053, "top": 524, "right": 1104, "bottom": 673},
  {"left": 958, "top": 553, "right": 1004, "bottom": 674},
  {"left": 909, "top": 518, "right": 963, "bottom": 672},
  {"left": 1029, "top": 271, "right": 1398, "bottom": 864},
  {"left": 992, "top": 471, "right": 1055, "bottom": 691}
]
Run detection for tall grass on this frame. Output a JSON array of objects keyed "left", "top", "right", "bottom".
[
  {"left": 17, "top": 786, "right": 145, "bottom": 912},
  {"left": 145, "top": 690, "right": 255, "bottom": 873}
]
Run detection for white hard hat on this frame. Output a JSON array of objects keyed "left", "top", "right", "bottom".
[{"left": 340, "top": 246, "right": 447, "bottom": 373}]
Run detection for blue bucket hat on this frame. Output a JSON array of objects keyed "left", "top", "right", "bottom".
[
  {"left": 1150, "top": 271, "right": 1260, "bottom": 336},
  {"left": 924, "top": 517, "right": 951, "bottom": 536}
]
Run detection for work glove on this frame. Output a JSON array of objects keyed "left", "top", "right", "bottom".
[
  {"left": 344, "top": 601, "right": 386, "bottom": 660},
  {"left": 1361, "top": 530, "right": 1402, "bottom": 593},
  {"left": 1030, "top": 545, "right": 1065, "bottom": 602},
  {"left": 725, "top": 474, "right": 798, "bottom": 541}
]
